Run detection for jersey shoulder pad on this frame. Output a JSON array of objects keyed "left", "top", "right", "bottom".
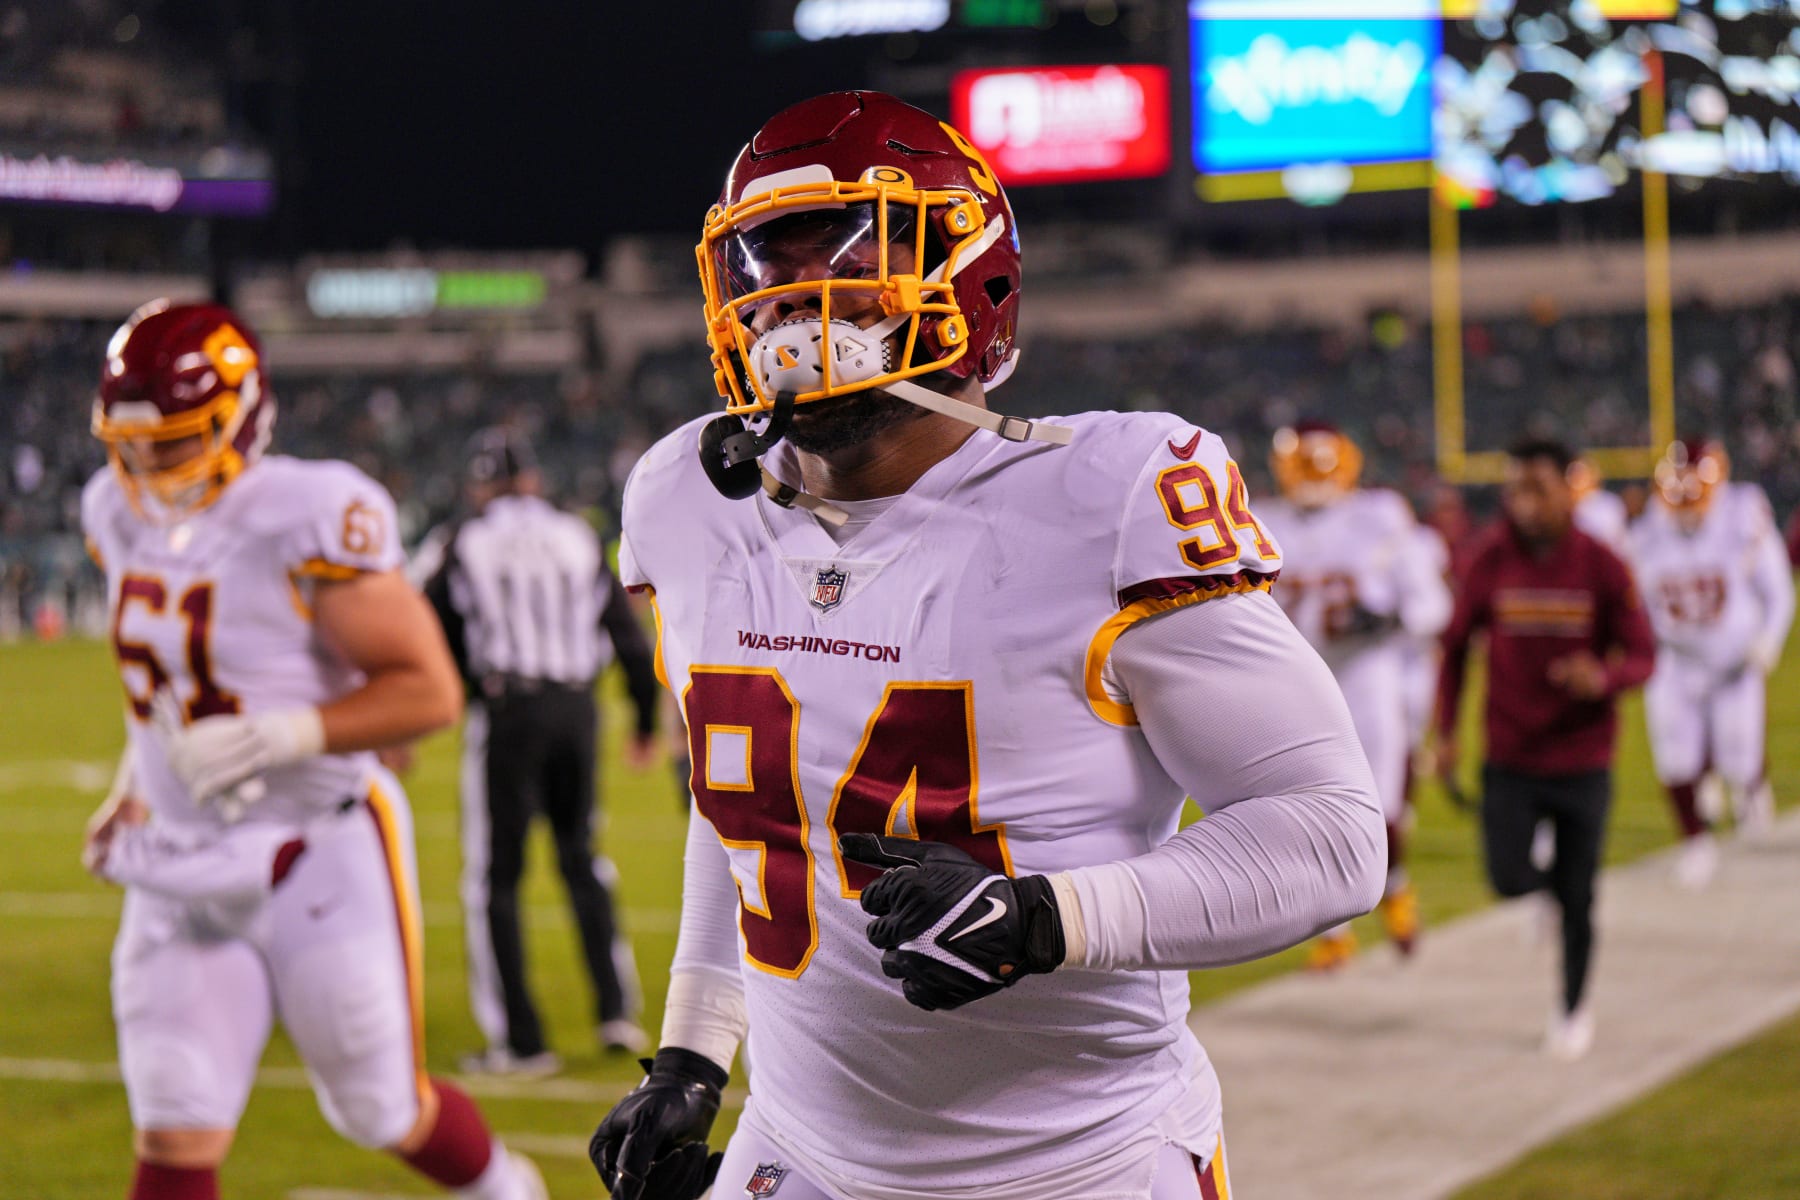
[
  {"left": 619, "top": 415, "right": 717, "bottom": 592},
  {"left": 1358, "top": 487, "right": 1417, "bottom": 537},
  {"left": 80, "top": 467, "right": 125, "bottom": 568},
  {"left": 255, "top": 456, "right": 404, "bottom": 578},
  {"left": 1096, "top": 410, "right": 1280, "bottom": 605},
  {"left": 1728, "top": 482, "right": 1775, "bottom": 528}
]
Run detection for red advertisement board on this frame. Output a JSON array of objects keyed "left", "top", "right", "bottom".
[{"left": 950, "top": 64, "right": 1171, "bottom": 186}]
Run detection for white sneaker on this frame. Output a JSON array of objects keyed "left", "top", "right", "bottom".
[
  {"left": 1674, "top": 833, "right": 1719, "bottom": 891},
  {"left": 1544, "top": 1005, "right": 1595, "bottom": 1060},
  {"left": 1736, "top": 782, "right": 1775, "bottom": 839},
  {"left": 456, "top": 1047, "right": 563, "bottom": 1078},
  {"left": 600, "top": 1018, "right": 650, "bottom": 1054}
]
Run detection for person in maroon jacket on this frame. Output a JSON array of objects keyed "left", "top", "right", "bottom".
[{"left": 1436, "top": 438, "right": 1656, "bottom": 1060}]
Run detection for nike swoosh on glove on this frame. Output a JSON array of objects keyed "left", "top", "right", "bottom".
[
  {"left": 152, "top": 689, "right": 324, "bottom": 815},
  {"left": 838, "top": 833, "right": 1065, "bottom": 1011},
  {"left": 589, "top": 1047, "right": 725, "bottom": 1200}
]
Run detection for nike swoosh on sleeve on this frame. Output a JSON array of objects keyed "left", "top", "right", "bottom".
[{"left": 1168, "top": 430, "right": 1202, "bottom": 460}]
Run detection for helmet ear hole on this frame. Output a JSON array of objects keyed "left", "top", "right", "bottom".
[{"left": 984, "top": 277, "right": 1013, "bottom": 308}]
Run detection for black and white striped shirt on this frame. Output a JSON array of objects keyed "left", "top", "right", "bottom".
[{"left": 420, "top": 495, "right": 657, "bottom": 730}]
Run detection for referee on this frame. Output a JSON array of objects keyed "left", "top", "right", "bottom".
[{"left": 422, "top": 427, "right": 660, "bottom": 1074}]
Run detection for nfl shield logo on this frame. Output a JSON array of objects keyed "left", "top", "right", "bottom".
[
  {"left": 810, "top": 566, "right": 847, "bottom": 613},
  {"left": 745, "top": 1161, "right": 788, "bottom": 1196}
]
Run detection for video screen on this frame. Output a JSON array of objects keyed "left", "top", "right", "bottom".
[
  {"left": 1436, "top": 0, "right": 1800, "bottom": 207},
  {"left": 1191, "top": 1, "right": 1441, "bottom": 176}
]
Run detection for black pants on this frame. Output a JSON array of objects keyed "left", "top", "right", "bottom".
[
  {"left": 467, "top": 686, "right": 629, "bottom": 1056},
  {"left": 1480, "top": 765, "right": 1611, "bottom": 1014}
]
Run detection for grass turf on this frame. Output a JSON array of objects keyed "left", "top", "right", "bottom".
[{"left": 0, "top": 637, "right": 1794, "bottom": 1197}]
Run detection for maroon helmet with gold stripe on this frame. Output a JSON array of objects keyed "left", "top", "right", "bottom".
[
  {"left": 698, "top": 91, "right": 1022, "bottom": 418},
  {"left": 92, "top": 299, "right": 275, "bottom": 520}
]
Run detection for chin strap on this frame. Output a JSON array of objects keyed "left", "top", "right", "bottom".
[
  {"left": 882, "top": 378, "right": 1073, "bottom": 446},
  {"left": 760, "top": 467, "right": 848, "bottom": 526}
]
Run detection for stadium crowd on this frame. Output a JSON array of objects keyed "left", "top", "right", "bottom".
[{"left": 3, "top": 293, "right": 1797, "bottom": 637}]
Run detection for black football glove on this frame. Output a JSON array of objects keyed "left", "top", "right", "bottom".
[
  {"left": 838, "top": 833, "right": 1065, "bottom": 1012},
  {"left": 589, "top": 1047, "right": 725, "bottom": 1200}
]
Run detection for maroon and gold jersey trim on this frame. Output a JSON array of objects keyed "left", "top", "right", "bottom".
[
  {"left": 1197, "top": 1133, "right": 1231, "bottom": 1200},
  {"left": 1086, "top": 571, "right": 1278, "bottom": 727},
  {"left": 292, "top": 556, "right": 374, "bottom": 582}
]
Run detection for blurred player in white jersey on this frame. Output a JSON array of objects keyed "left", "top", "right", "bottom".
[
  {"left": 1402, "top": 514, "right": 1452, "bottom": 789},
  {"left": 1628, "top": 438, "right": 1793, "bottom": 888},
  {"left": 1259, "top": 423, "right": 1453, "bottom": 969},
  {"left": 1569, "top": 456, "right": 1629, "bottom": 554},
  {"left": 79, "top": 301, "right": 545, "bottom": 1200},
  {"left": 586, "top": 93, "right": 1386, "bottom": 1200}
]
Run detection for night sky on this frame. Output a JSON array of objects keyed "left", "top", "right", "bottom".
[{"left": 274, "top": 2, "right": 868, "bottom": 255}]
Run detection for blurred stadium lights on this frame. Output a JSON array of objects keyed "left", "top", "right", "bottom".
[{"left": 792, "top": 0, "right": 953, "bottom": 41}]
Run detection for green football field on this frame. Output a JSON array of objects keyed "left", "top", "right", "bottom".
[{"left": 1, "top": 638, "right": 1795, "bottom": 1198}]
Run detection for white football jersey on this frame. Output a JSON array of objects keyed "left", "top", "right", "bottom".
[
  {"left": 621, "top": 411, "right": 1281, "bottom": 1189},
  {"left": 1258, "top": 489, "right": 1445, "bottom": 668},
  {"left": 1574, "top": 488, "right": 1630, "bottom": 553},
  {"left": 82, "top": 456, "right": 404, "bottom": 829},
  {"left": 1628, "top": 483, "right": 1792, "bottom": 674}
]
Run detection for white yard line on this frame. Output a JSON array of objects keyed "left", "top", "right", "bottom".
[
  {"left": 0, "top": 891, "right": 679, "bottom": 933},
  {"left": 0, "top": 760, "right": 114, "bottom": 793},
  {"left": 0, "top": 1054, "right": 747, "bottom": 1108},
  {"left": 493, "top": 1131, "right": 591, "bottom": 1159}
]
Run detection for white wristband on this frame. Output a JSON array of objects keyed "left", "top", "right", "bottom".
[
  {"left": 659, "top": 967, "right": 748, "bottom": 1074},
  {"left": 266, "top": 706, "right": 327, "bottom": 765},
  {"left": 1047, "top": 872, "right": 1089, "bottom": 968}
]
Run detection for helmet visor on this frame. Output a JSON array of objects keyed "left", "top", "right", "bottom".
[{"left": 713, "top": 202, "right": 918, "bottom": 309}]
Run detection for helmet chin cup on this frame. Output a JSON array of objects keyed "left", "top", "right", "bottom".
[{"left": 697, "top": 389, "right": 797, "bottom": 500}]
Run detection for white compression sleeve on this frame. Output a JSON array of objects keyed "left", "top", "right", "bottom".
[
  {"left": 1059, "top": 589, "right": 1386, "bottom": 971},
  {"left": 661, "top": 809, "right": 750, "bottom": 1072}
]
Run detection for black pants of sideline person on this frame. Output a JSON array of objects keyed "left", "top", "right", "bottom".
[
  {"left": 463, "top": 685, "right": 630, "bottom": 1058},
  {"left": 1480, "top": 765, "right": 1612, "bottom": 1015}
]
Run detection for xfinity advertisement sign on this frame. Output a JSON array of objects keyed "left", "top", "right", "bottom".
[{"left": 1191, "top": 1, "right": 1439, "bottom": 176}]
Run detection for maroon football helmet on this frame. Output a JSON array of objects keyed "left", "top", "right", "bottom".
[
  {"left": 92, "top": 299, "right": 275, "bottom": 519},
  {"left": 1653, "top": 437, "right": 1729, "bottom": 518},
  {"left": 698, "top": 91, "right": 1022, "bottom": 418}
]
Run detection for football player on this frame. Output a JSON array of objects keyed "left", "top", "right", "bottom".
[
  {"left": 1569, "top": 456, "right": 1629, "bottom": 553},
  {"left": 1628, "top": 438, "right": 1793, "bottom": 887},
  {"left": 79, "top": 301, "right": 545, "bottom": 1200},
  {"left": 1259, "top": 423, "right": 1453, "bottom": 968},
  {"left": 1402, "top": 509, "right": 1453, "bottom": 795},
  {"left": 586, "top": 92, "right": 1386, "bottom": 1200}
]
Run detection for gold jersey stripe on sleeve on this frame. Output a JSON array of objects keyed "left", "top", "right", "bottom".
[
  {"left": 644, "top": 585, "right": 670, "bottom": 691},
  {"left": 293, "top": 556, "right": 371, "bottom": 581},
  {"left": 1084, "top": 574, "right": 1276, "bottom": 728},
  {"left": 84, "top": 537, "right": 105, "bottom": 570}
]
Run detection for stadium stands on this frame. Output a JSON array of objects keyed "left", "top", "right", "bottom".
[{"left": 4, "top": 291, "right": 1796, "bottom": 639}]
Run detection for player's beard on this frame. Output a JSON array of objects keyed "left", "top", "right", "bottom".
[{"left": 784, "top": 388, "right": 925, "bottom": 455}]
